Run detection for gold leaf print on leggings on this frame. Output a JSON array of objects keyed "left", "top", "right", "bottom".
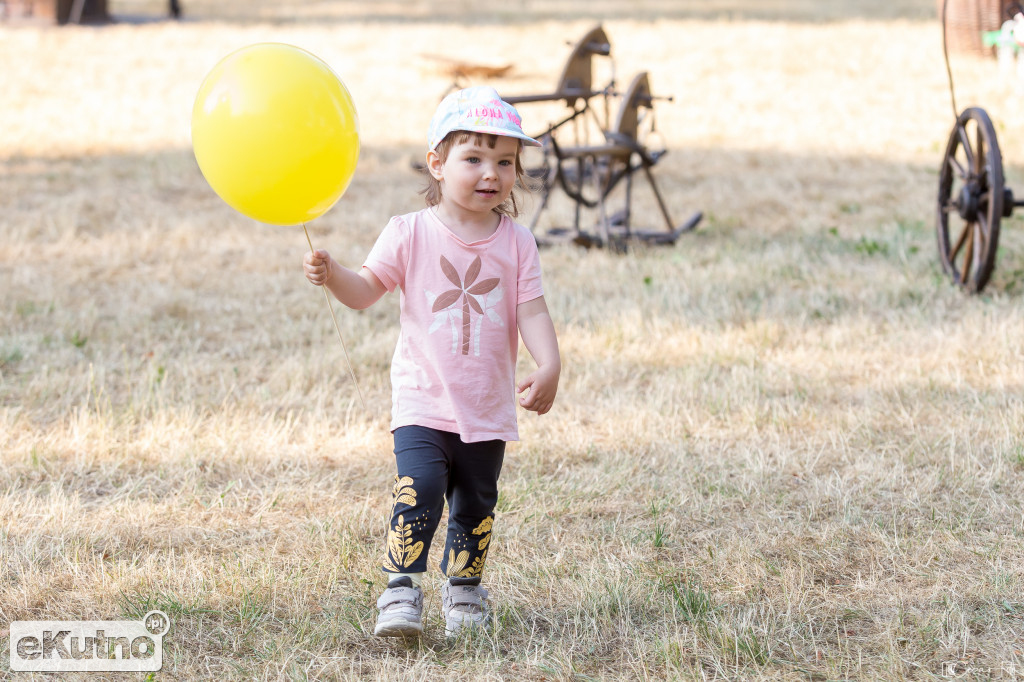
[
  {"left": 447, "top": 548, "right": 488, "bottom": 578},
  {"left": 385, "top": 515, "right": 424, "bottom": 570},
  {"left": 473, "top": 516, "right": 493, "bottom": 551},
  {"left": 431, "top": 255, "right": 500, "bottom": 355},
  {"left": 391, "top": 476, "right": 417, "bottom": 505},
  {"left": 446, "top": 515, "right": 494, "bottom": 578},
  {"left": 382, "top": 476, "right": 422, "bottom": 571},
  {"left": 447, "top": 549, "right": 471, "bottom": 577}
]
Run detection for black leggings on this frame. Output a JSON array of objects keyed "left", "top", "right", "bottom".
[{"left": 382, "top": 426, "right": 505, "bottom": 578}]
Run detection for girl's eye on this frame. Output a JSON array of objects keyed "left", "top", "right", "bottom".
[
  {"left": 499, "top": 160, "right": 512, "bottom": 167},
  {"left": 466, "top": 156, "right": 480, "bottom": 163}
]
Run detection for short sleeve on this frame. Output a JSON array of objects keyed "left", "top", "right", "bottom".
[
  {"left": 363, "top": 216, "right": 410, "bottom": 293},
  {"left": 516, "top": 224, "right": 544, "bottom": 304}
]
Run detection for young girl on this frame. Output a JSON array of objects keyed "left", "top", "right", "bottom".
[{"left": 303, "top": 86, "right": 560, "bottom": 638}]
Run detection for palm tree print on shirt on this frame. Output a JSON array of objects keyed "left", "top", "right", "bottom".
[{"left": 429, "top": 255, "right": 501, "bottom": 356}]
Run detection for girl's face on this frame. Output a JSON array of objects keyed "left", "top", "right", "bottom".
[{"left": 428, "top": 134, "right": 520, "bottom": 220}]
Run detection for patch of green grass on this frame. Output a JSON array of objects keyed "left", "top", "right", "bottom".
[
  {"left": 0, "top": 347, "right": 24, "bottom": 369},
  {"left": 651, "top": 521, "right": 668, "bottom": 548},
  {"left": 1008, "top": 444, "right": 1024, "bottom": 469},
  {"left": 663, "top": 574, "right": 716, "bottom": 624},
  {"left": 118, "top": 588, "right": 217, "bottom": 621},
  {"left": 730, "top": 628, "right": 771, "bottom": 667},
  {"left": 69, "top": 331, "right": 88, "bottom": 348},
  {"left": 15, "top": 300, "right": 54, "bottom": 317},
  {"left": 855, "top": 237, "right": 889, "bottom": 257}
]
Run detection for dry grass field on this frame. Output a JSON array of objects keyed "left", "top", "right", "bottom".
[{"left": 3, "top": 0, "right": 1024, "bottom": 679}]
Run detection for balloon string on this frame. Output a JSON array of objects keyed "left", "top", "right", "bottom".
[{"left": 303, "top": 223, "right": 366, "bottom": 411}]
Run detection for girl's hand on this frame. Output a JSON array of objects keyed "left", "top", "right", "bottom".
[
  {"left": 517, "top": 364, "right": 559, "bottom": 415},
  {"left": 304, "top": 249, "right": 332, "bottom": 286},
  {"left": 516, "top": 296, "right": 560, "bottom": 415}
]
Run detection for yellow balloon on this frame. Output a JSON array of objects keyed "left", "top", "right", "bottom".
[{"left": 191, "top": 43, "right": 359, "bottom": 226}]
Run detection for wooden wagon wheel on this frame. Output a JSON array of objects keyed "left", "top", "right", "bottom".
[{"left": 937, "top": 107, "right": 1007, "bottom": 293}]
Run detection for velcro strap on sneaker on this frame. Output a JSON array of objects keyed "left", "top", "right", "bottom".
[
  {"left": 377, "top": 586, "right": 421, "bottom": 609},
  {"left": 445, "top": 585, "right": 488, "bottom": 608}
]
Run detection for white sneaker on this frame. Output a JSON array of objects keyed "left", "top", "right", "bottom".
[
  {"left": 441, "top": 578, "right": 490, "bottom": 637},
  {"left": 373, "top": 577, "right": 423, "bottom": 637}
]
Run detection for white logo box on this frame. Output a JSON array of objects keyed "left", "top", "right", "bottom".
[{"left": 10, "top": 611, "right": 169, "bottom": 673}]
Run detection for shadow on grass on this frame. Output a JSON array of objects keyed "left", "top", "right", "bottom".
[{"left": 4, "top": 140, "right": 1023, "bottom": 303}]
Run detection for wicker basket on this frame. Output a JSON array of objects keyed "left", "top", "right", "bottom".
[
  {"left": 1, "top": 0, "right": 108, "bottom": 23},
  {"left": 939, "top": 0, "right": 1017, "bottom": 55}
]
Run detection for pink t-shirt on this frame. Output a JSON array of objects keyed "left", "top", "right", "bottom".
[{"left": 363, "top": 208, "right": 545, "bottom": 443}]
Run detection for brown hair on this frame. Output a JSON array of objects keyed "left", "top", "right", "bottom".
[{"left": 421, "top": 131, "right": 528, "bottom": 218}]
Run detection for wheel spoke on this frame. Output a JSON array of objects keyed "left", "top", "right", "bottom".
[
  {"left": 972, "top": 222, "right": 985, "bottom": 271},
  {"left": 941, "top": 197, "right": 958, "bottom": 214},
  {"left": 957, "top": 125, "right": 976, "bottom": 172},
  {"left": 975, "top": 213, "right": 989, "bottom": 252},
  {"left": 959, "top": 223, "right": 975, "bottom": 284},
  {"left": 947, "top": 153, "right": 967, "bottom": 181},
  {"left": 950, "top": 220, "right": 970, "bottom": 261},
  {"left": 975, "top": 124, "right": 986, "bottom": 175}
]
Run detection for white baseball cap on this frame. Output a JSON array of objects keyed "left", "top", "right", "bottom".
[{"left": 427, "top": 86, "right": 541, "bottom": 151}]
